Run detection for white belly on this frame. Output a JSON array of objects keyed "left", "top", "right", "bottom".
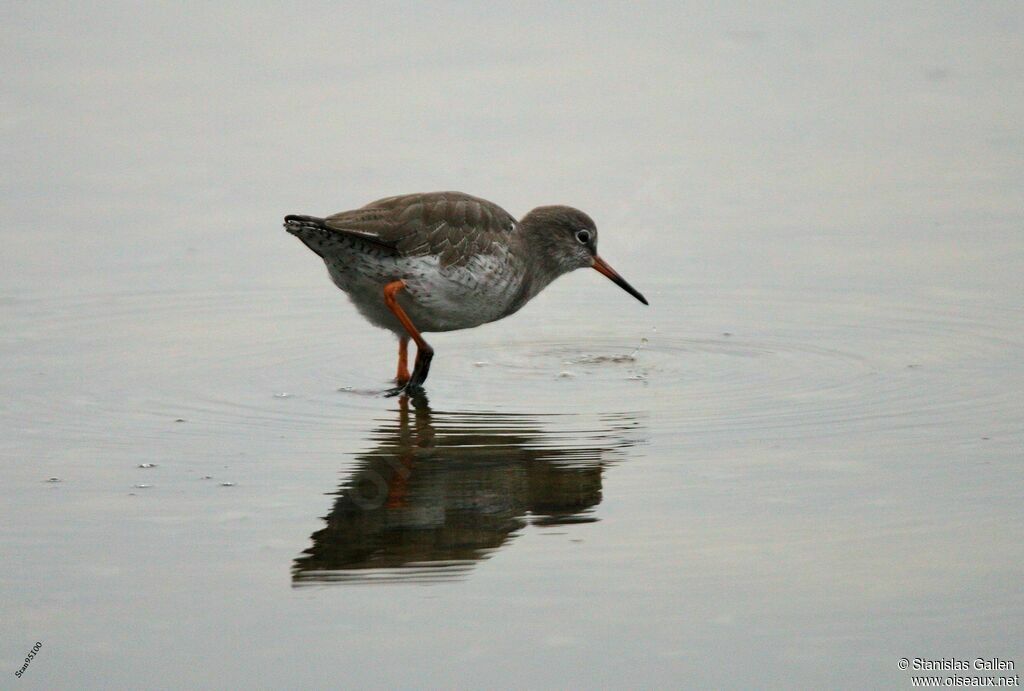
[{"left": 325, "top": 248, "right": 527, "bottom": 334}]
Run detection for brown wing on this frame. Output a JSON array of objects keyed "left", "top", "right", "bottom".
[{"left": 322, "top": 191, "right": 517, "bottom": 266}]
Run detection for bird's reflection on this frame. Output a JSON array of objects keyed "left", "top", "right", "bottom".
[{"left": 293, "top": 394, "right": 641, "bottom": 585}]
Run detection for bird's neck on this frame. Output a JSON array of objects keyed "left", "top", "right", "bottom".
[{"left": 512, "top": 223, "right": 571, "bottom": 303}]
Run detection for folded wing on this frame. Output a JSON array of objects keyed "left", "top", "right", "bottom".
[{"left": 321, "top": 191, "right": 518, "bottom": 266}]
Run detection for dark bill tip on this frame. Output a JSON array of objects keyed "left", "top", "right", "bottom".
[{"left": 592, "top": 256, "right": 648, "bottom": 306}]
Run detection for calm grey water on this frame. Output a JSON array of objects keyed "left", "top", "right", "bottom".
[{"left": 2, "top": 3, "right": 1022, "bottom": 689}]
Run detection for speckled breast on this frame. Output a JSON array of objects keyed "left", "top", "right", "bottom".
[{"left": 325, "top": 240, "right": 528, "bottom": 334}]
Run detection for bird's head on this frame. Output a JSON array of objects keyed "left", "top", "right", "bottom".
[{"left": 520, "top": 205, "right": 648, "bottom": 305}]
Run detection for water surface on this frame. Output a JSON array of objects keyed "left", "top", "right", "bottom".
[{"left": 2, "top": 3, "right": 1022, "bottom": 689}]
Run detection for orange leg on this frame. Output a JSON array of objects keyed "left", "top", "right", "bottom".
[
  {"left": 383, "top": 280, "right": 434, "bottom": 388},
  {"left": 383, "top": 450, "right": 415, "bottom": 509},
  {"left": 395, "top": 336, "right": 410, "bottom": 385}
]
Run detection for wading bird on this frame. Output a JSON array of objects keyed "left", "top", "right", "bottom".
[{"left": 285, "top": 191, "right": 647, "bottom": 393}]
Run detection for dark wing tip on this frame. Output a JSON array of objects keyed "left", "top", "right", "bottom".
[
  {"left": 283, "top": 214, "right": 328, "bottom": 237},
  {"left": 284, "top": 214, "right": 324, "bottom": 225}
]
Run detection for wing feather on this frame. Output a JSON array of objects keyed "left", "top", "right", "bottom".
[{"left": 315, "top": 191, "right": 517, "bottom": 266}]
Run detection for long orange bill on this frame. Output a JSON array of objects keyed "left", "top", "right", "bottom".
[{"left": 592, "top": 255, "right": 648, "bottom": 305}]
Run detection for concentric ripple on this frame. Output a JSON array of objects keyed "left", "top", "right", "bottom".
[{"left": 2, "top": 284, "right": 1021, "bottom": 448}]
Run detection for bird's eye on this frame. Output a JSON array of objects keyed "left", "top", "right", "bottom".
[{"left": 575, "top": 229, "right": 591, "bottom": 244}]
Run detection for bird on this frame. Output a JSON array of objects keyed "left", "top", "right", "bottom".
[{"left": 284, "top": 191, "right": 647, "bottom": 393}]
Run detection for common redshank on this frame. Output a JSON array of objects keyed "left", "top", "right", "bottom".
[{"left": 284, "top": 191, "right": 647, "bottom": 393}]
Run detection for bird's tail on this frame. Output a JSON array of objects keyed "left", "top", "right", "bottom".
[{"left": 284, "top": 214, "right": 332, "bottom": 257}]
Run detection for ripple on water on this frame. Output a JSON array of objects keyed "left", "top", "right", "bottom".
[{"left": 1, "top": 286, "right": 1021, "bottom": 444}]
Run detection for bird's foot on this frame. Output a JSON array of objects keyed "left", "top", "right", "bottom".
[{"left": 384, "top": 382, "right": 426, "bottom": 399}]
